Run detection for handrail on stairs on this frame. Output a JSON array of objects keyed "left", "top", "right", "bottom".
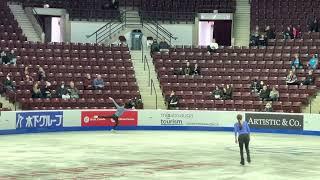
[
  {"left": 150, "top": 79, "right": 158, "bottom": 109},
  {"left": 143, "top": 55, "right": 151, "bottom": 87},
  {"left": 86, "top": 10, "right": 177, "bottom": 45}
]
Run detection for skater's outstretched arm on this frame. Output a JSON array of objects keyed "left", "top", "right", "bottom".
[{"left": 109, "top": 97, "right": 120, "bottom": 108}]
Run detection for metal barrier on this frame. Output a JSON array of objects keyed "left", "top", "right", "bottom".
[{"left": 150, "top": 79, "right": 158, "bottom": 109}]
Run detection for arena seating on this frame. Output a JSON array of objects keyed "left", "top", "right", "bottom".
[
  {"left": 0, "top": 1, "right": 26, "bottom": 41},
  {"left": 152, "top": 46, "right": 320, "bottom": 112},
  {"left": 0, "top": 42, "right": 141, "bottom": 110},
  {"left": 13, "top": 0, "right": 120, "bottom": 21},
  {"left": 251, "top": 0, "right": 320, "bottom": 32},
  {"left": 139, "top": 0, "right": 236, "bottom": 22}
]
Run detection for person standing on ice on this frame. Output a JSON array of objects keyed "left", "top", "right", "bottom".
[
  {"left": 234, "top": 114, "right": 251, "bottom": 166},
  {"left": 96, "top": 97, "right": 134, "bottom": 131}
]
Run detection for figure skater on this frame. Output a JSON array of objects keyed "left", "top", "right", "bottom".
[
  {"left": 234, "top": 114, "right": 251, "bottom": 165},
  {"left": 97, "top": 97, "right": 133, "bottom": 131}
]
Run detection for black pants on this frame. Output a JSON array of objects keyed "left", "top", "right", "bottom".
[
  {"left": 238, "top": 134, "right": 250, "bottom": 163},
  {"left": 99, "top": 114, "right": 119, "bottom": 130}
]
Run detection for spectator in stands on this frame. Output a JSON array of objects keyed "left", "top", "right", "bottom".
[
  {"left": 293, "top": 25, "right": 302, "bottom": 39},
  {"left": 259, "top": 85, "right": 270, "bottom": 101},
  {"left": 3, "top": 73, "right": 14, "bottom": 91},
  {"left": 222, "top": 84, "right": 233, "bottom": 100},
  {"left": 37, "top": 67, "right": 46, "bottom": 81},
  {"left": 307, "top": 54, "right": 318, "bottom": 70},
  {"left": 283, "top": 26, "right": 294, "bottom": 39},
  {"left": 249, "top": 32, "right": 259, "bottom": 46},
  {"left": 167, "top": 91, "right": 179, "bottom": 110},
  {"left": 32, "top": 82, "right": 42, "bottom": 98},
  {"left": 68, "top": 81, "right": 79, "bottom": 99},
  {"left": 41, "top": 81, "right": 52, "bottom": 98},
  {"left": 24, "top": 74, "right": 34, "bottom": 82},
  {"left": 269, "top": 87, "right": 279, "bottom": 101},
  {"left": 1, "top": 50, "right": 10, "bottom": 64},
  {"left": 251, "top": 79, "right": 261, "bottom": 93},
  {"left": 7, "top": 49, "right": 16, "bottom": 64},
  {"left": 264, "top": 102, "right": 273, "bottom": 112},
  {"left": 207, "top": 39, "right": 219, "bottom": 53},
  {"left": 286, "top": 70, "right": 298, "bottom": 85},
  {"left": 258, "top": 34, "right": 267, "bottom": 46},
  {"left": 112, "top": 0, "right": 119, "bottom": 9},
  {"left": 84, "top": 74, "right": 92, "bottom": 90},
  {"left": 301, "top": 70, "right": 315, "bottom": 85},
  {"left": 265, "top": 25, "right": 275, "bottom": 40},
  {"left": 291, "top": 54, "right": 303, "bottom": 69},
  {"left": 309, "top": 17, "right": 319, "bottom": 32},
  {"left": 191, "top": 63, "right": 201, "bottom": 75},
  {"left": 150, "top": 39, "right": 160, "bottom": 55},
  {"left": 183, "top": 62, "right": 192, "bottom": 75},
  {"left": 93, "top": 74, "right": 105, "bottom": 89},
  {"left": 24, "top": 66, "right": 30, "bottom": 76},
  {"left": 56, "top": 81, "right": 68, "bottom": 98},
  {"left": 212, "top": 86, "right": 223, "bottom": 100},
  {"left": 159, "top": 39, "right": 170, "bottom": 51}
]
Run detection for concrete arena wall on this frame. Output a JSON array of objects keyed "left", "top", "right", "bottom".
[{"left": 0, "top": 110, "right": 320, "bottom": 136}]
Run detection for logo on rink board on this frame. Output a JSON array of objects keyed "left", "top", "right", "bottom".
[
  {"left": 81, "top": 110, "right": 138, "bottom": 127},
  {"left": 245, "top": 113, "right": 303, "bottom": 130},
  {"left": 16, "top": 111, "right": 63, "bottom": 129}
]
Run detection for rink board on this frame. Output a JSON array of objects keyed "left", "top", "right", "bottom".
[{"left": 0, "top": 110, "right": 319, "bottom": 135}]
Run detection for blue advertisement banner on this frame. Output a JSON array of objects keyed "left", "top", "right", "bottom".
[{"left": 16, "top": 111, "right": 63, "bottom": 129}]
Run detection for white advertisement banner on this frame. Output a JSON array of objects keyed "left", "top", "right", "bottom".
[
  {"left": 0, "top": 111, "right": 16, "bottom": 130},
  {"left": 63, "top": 110, "right": 81, "bottom": 127},
  {"left": 138, "top": 110, "right": 240, "bottom": 127},
  {"left": 303, "top": 114, "right": 320, "bottom": 132}
]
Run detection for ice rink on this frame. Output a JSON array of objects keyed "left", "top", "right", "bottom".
[{"left": 0, "top": 131, "right": 319, "bottom": 180}]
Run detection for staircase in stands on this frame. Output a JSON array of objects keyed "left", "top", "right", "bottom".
[
  {"left": 303, "top": 92, "right": 320, "bottom": 114},
  {"left": 234, "top": 0, "right": 251, "bottom": 46},
  {"left": 8, "top": 3, "right": 41, "bottom": 42},
  {"left": 131, "top": 50, "right": 166, "bottom": 109}
]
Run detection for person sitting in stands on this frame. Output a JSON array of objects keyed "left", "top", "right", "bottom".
[
  {"left": 191, "top": 63, "right": 201, "bottom": 75},
  {"left": 222, "top": 84, "right": 233, "bottom": 100},
  {"left": 0, "top": 50, "right": 9, "bottom": 64},
  {"left": 68, "top": 81, "right": 80, "bottom": 99},
  {"left": 84, "top": 74, "right": 92, "bottom": 90},
  {"left": 41, "top": 81, "right": 52, "bottom": 98},
  {"left": 7, "top": 49, "right": 17, "bottom": 64},
  {"left": 258, "top": 34, "right": 267, "bottom": 46},
  {"left": 286, "top": 70, "right": 298, "bottom": 85},
  {"left": 207, "top": 39, "right": 219, "bottom": 53},
  {"left": 265, "top": 25, "right": 276, "bottom": 40},
  {"left": 301, "top": 70, "right": 315, "bottom": 85},
  {"left": 37, "top": 66, "right": 46, "bottom": 81},
  {"left": 251, "top": 79, "right": 261, "bottom": 93},
  {"left": 24, "top": 74, "right": 34, "bottom": 82},
  {"left": 93, "top": 74, "right": 105, "bottom": 90},
  {"left": 212, "top": 86, "right": 223, "bottom": 100},
  {"left": 150, "top": 39, "right": 160, "bottom": 55},
  {"left": 32, "top": 82, "right": 42, "bottom": 98},
  {"left": 293, "top": 25, "right": 302, "bottom": 39},
  {"left": 283, "top": 26, "right": 294, "bottom": 39},
  {"left": 167, "top": 91, "right": 179, "bottom": 110},
  {"left": 3, "top": 73, "right": 14, "bottom": 91},
  {"left": 259, "top": 85, "right": 270, "bottom": 101},
  {"left": 269, "top": 87, "right": 279, "bottom": 101},
  {"left": 291, "top": 54, "right": 303, "bottom": 69},
  {"left": 309, "top": 17, "right": 319, "bottom": 32},
  {"left": 264, "top": 102, "right": 273, "bottom": 112},
  {"left": 307, "top": 54, "right": 318, "bottom": 70},
  {"left": 183, "top": 62, "right": 192, "bottom": 75},
  {"left": 159, "top": 39, "right": 170, "bottom": 51},
  {"left": 56, "top": 81, "right": 68, "bottom": 98},
  {"left": 24, "top": 66, "right": 30, "bottom": 76}
]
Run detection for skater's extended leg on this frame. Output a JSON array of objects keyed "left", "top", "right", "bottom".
[{"left": 238, "top": 136, "right": 245, "bottom": 165}]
